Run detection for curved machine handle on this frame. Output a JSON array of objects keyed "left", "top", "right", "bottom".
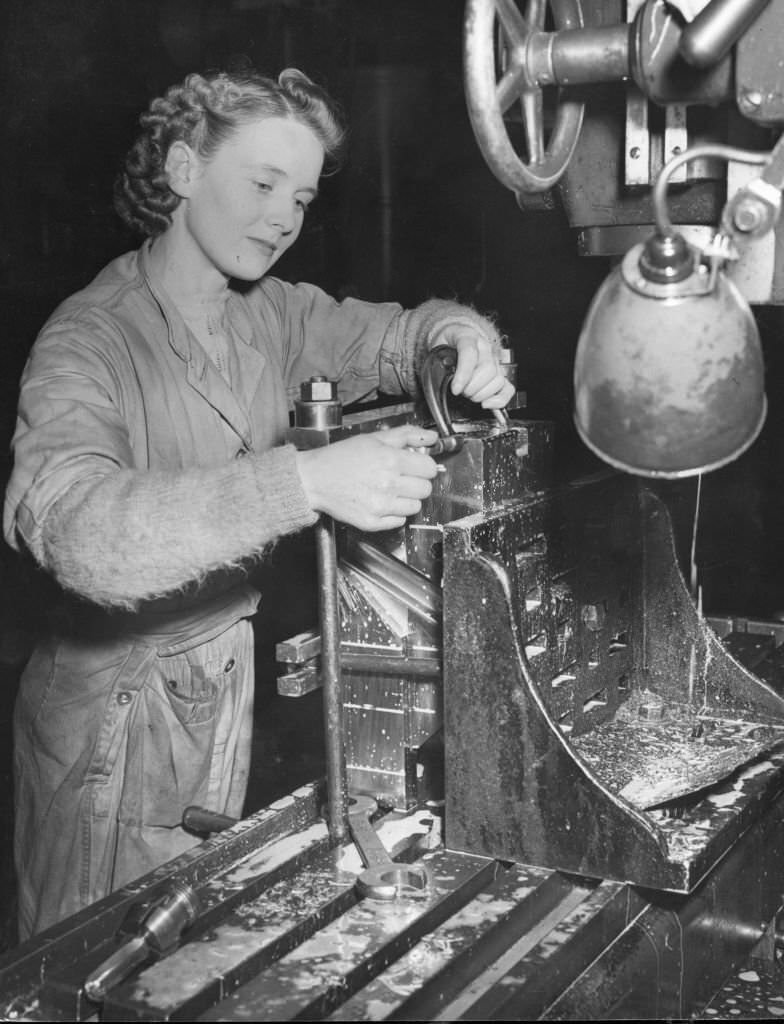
[
  {"left": 678, "top": 0, "right": 772, "bottom": 69},
  {"left": 422, "top": 345, "right": 511, "bottom": 456},
  {"left": 421, "top": 345, "right": 464, "bottom": 456}
]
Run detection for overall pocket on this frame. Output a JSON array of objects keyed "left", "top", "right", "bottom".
[{"left": 120, "top": 634, "right": 242, "bottom": 829}]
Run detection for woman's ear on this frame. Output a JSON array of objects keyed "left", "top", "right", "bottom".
[{"left": 165, "top": 140, "right": 201, "bottom": 198}]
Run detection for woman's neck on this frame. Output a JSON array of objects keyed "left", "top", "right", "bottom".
[{"left": 147, "top": 231, "right": 230, "bottom": 314}]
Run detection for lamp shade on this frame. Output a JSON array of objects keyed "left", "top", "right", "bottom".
[{"left": 573, "top": 243, "right": 767, "bottom": 478}]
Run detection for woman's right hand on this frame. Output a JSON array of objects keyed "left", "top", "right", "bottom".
[{"left": 296, "top": 424, "right": 440, "bottom": 531}]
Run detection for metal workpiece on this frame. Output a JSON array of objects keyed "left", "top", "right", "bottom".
[
  {"left": 341, "top": 534, "right": 442, "bottom": 628},
  {"left": 334, "top": 411, "right": 552, "bottom": 809},
  {"left": 282, "top": 395, "right": 551, "bottom": 812},
  {"left": 415, "top": 418, "right": 553, "bottom": 526},
  {"left": 443, "top": 471, "right": 784, "bottom": 892}
]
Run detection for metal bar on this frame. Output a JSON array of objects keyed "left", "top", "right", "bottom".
[
  {"left": 316, "top": 517, "right": 348, "bottom": 843},
  {"left": 343, "top": 653, "right": 441, "bottom": 678},
  {"left": 344, "top": 537, "right": 442, "bottom": 626},
  {"left": 624, "top": 84, "right": 650, "bottom": 185},
  {"left": 664, "top": 104, "right": 689, "bottom": 182},
  {"left": 276, "top": 630, "right": 321, "bottom": 664}
]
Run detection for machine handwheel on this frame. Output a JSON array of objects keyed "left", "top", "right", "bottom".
[{"left": 464, "top": 0, "right": 585, "bottom": 196}]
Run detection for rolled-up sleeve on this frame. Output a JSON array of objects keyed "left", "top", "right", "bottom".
[
  {"left": 4, "top": 317, "right": 133, "bottom": 557},
  {"left": 253, "top": 278, "right": 419, "bottom": 403}
]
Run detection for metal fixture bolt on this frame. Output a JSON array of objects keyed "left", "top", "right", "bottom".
[
  {"left": 301, "top": 376, "right": 338, "bottom": 402},
  {"left": 732, "top": 197, "right": 766, "bottom": 234}
]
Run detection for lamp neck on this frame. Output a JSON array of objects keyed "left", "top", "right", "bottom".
[{"left": 638, "top": 232, "right": 695, "bottom": 284}]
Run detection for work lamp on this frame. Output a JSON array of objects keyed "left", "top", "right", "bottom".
[{"left": 574, "top": 135, "right": 784, "bottom": 478}]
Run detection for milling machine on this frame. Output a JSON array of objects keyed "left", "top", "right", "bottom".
[{"left": 3, "top": 1, "right": 784, "bottom": 1020}]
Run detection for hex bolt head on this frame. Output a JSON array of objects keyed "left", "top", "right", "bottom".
[
  {"left": 732, "top": 198, "right": 766, "bottom": 234},
  {"left": 301, "top": 376, "right": 338, "bottom": 402}
]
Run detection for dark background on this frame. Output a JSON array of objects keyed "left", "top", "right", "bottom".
[{"left": 0, "top": 0, "right": 783, "bottom": 952}]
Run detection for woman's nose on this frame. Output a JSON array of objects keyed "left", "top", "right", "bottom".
[{"left": 266, "top": 197, "right": 297, "bottom": 235}]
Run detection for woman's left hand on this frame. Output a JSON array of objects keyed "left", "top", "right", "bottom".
[{"left": 429, "top": 323, "right": 516, "bottom": 410}]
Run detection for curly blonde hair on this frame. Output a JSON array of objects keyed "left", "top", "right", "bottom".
[{"left": 115, "top": 68, "right": 346, "bottom": 238}]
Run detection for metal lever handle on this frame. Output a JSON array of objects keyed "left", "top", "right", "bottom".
[
  {"left": 422, "top": 345, "right": 509, "bottom": 452},
  {"left": 182, "top": 805, "right": 238, "bottom": 835},
  {"left": 421, "top": 345, "right": 464, "bottom": 455},
  {"left": 678, "top": 0, "right": 771, "bottom": 68}
]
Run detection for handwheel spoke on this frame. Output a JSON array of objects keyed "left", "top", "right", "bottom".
[
  {"left": 496, "top": 61, "right": 527, "bottom": 114},
  {"left": 524, "top": 0, "right": 547, "bottom": 30},
  {"left": 494, "top": 0, "right": 529, "bottom": 47},
  {"left": 521, "top": 89, "right": 545, "bottom": 164}
]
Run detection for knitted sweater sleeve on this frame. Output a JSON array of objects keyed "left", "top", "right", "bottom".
[{"left": 34, "top": 445, "right": 317, "bottom": 610}]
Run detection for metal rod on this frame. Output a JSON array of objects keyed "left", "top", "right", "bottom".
[
  {"left": 679, "top": 0, "right": 772, "bottom": 68},
  {"left": 343, "top": 652, "right": 441, "bottom": 678},
  {"left": 343, "top": 537, "right": 442, "bottom": 626},
  {"left": 652, "top": 143, "right": 770, "bottom": 239},
  {"left": 315, "top": 516, "right": 348, "bottom": 843}
]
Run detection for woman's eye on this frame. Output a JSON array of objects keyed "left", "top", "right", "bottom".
[{"left": 255, "top": 181, "right": 272, "bottom": 193}]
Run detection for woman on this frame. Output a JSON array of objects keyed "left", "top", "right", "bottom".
[{"left": 3, "top": 67, "right": 513, "bottom": 939}]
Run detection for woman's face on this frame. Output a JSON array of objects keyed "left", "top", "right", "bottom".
[{"left": 176, "top": 116, "right": 325, "bottom": 282}]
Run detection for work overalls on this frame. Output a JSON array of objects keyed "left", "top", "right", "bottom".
[{"left": 5, "top": 242, "right": 409, "bottom": 937}]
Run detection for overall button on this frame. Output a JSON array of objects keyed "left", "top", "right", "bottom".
[
  {"left": 224, "top": 658, "right": 236, "bottom": 673},
  {"left": 116, "top": 691, "right": 133, "bottom": 706},
  {"left": 166, "top": 679, "right": 178, "bottom": 691}
]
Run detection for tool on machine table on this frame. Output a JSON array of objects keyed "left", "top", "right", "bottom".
[
  {"left": 182, "top": 804, "right": 239, "bottom": 835},
  {"left": 347, "top": 794, "right": 433, "bottom": 900},
  {"left": 82, "top": 880, "right": 201, "bottom": 1002}
]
